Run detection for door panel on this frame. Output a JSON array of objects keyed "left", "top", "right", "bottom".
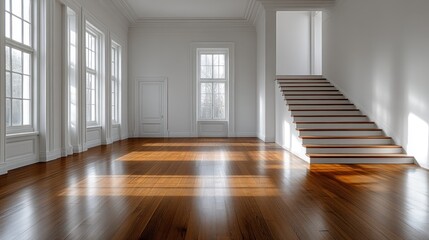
[{"left": 138, "top": 81, "right": 166, "bottom": 137}]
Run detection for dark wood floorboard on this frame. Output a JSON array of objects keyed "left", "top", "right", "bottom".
[{"left": 0, "top": 138, "right": 428, "bottom": 239}]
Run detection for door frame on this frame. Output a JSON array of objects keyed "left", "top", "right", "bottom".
[{"left": 134, "top": 77, "right": 168, "bottom": 137}]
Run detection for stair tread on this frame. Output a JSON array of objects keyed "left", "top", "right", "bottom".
[
  {"left": 277, "top": 78, "right": 327, "bottom": 80},
  {"left": 295, "top": 121, "right": 375, "bottom": 124},
  {"left": 308, "top": 153, "right": 413, "bottom": 158},
  {"left": 279, "top": 85, "right": 334, "bottom": 87},
  {"left": 298, "top": 128, "right": 382, "bottom": 131},
  {"left": 279, "top": 80, "right": 331, "bottom": 85},
  {"left": 294, "top": 115, "right": 366, "bottom": 117},
  {"left": 292, "top": 109, "right": 358, "bottom": 111},
  {"left": 288, "top": 103, "right": 354, "bottom": 105},
  {"left": 282, "top": 90, "right": 339, "bottom": 92},
  {"left": 301, "top": 136, "right": 390, "bottom": 139},
  {"left": 304, "top": 144, "right": 401, "bottom": 148}
]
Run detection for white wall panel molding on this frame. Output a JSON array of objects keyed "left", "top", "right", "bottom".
[{"left": 6, "top": 135, "right": 39, "bottom": 169}]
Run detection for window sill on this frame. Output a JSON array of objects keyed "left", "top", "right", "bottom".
[
  {"left": 87, "top": 125, "right": 102, "bottom": 130},
  {"left": 6, "top": 131, "right": 39, "bottom": 139},
  {"left": 198, "top": 120, "right": 228, "bottom": 122},
  {"left": 112, "top": 123, "right": 121, "bottom": 127}
]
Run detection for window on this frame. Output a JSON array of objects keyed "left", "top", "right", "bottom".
[
  {"left": 198, "top": 50, "right": 228, "bottom": 120},
  {"left": 5, "top": 0, "right": 34, "bottom": 133},
  {"left": 85, "top": 24, "right": 101, "bottom": 126},
  {"left": 111, "top": 41, "right": 121, "bottom": 124}
]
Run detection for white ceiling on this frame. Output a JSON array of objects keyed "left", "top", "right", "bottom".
[{"left": 118, "top": 0, "right": 253, "bottom": 21}]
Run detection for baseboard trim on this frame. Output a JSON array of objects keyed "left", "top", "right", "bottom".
[
  {"left": 40, "top": 149, "right": 62, "bottom": 162},
  {"left": 235, "top": 132, "right": 257, "bottom": 137}
]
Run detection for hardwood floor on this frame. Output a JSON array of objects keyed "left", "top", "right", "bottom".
[{"left": 0, "top": 138, "right": 428, "bottom": 239}]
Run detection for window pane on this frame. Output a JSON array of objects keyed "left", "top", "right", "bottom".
[
  {"left": 6, "top": 72, "right": 11, "bottom": 98},
  {"left": 12, "top": 99, "right": 23, "bottom": 126},
  {"left": 206, "top": 54, "right": 212, "bottom": 65},
  {"left": 213, "top": 54, "right": 218, "bottom": 65},
  {"left": 6, "top": 0, "right": 10, "bottom": 12},
  {"left": 12, "top": 0, "right": 22, "bottom": 17},
  {"left": 23, "top": 22, "right": 31, "bottom": 46},
  {"left": 213, "top": 66, "right": 219, "bottom": 79},
  {"left": 6, "top": 99, "right": 11, "bottom": 127},
  {"left": 23, "top": 0, "right": 31, "bottom": 22},
  {"left": 12, "top": 48, "right": 23, "bottom": 73},
  {"left": 213, "top": 83, "right": 226, "bottom": 119},
  {"left": 5, "top": 13, "right": 11, "bottom": 38},
  {"left": 12, "top": 16, "right": 23, "bottom": 43},
  {"left": 23, "top": 75, "right": 30, "bottom": 99},
  {"left": 23, "top": 100, "right": 30, "bottom": 125},
  {"left": 219, "top": 54, "right": 225, "bottom": 66},
  {"left": 12, "top": 73, "right": 23, "bottom": 98},
  {"left": 5, "top": 47, "right": 11, "bottom": 71},
  {"left": 201, "top": 54, "right": 207, "bottom": 65},
  {"left": 219, "top": 66, "right": 225, "bottom": 79},
  {"left": 23, "top": 52, "right": 30, "bottom": 75},
  {"left": 200, "top": 83, "right": 212, "bottom": 120}
]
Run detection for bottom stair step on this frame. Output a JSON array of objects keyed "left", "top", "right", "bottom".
[
  {"left": 308, "top": 153, "right": 414, "bottom": 164},
  {"left": 304, "top": 145, "right": 403, "bottom": 154}
]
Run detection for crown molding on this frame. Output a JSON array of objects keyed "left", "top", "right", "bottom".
[
  {"left": 113, "top": 0, "right": 335, "bottom": 27},
  {"left": 259, "top": 0, "right": 335, "bottom": 10},
  {"left": 112, "top": 0, "right": 138, "bottom": 23}
]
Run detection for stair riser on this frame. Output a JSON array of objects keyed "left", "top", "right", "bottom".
[
  {"left": 294, "top": 116, "right": 368, "bottom": 122},
  {"left": 296, "top": 123, "right": 377, "bottom": 129},
  {"left": 285, "top": 96, "right": 346, "bottom": 100},
  {"left": 299, "top": 131, "right": 383, "bottom": 137},
  {"left": 280, "top": 87, "right": 337, "bottom": 91},
  {"left": 302, "top": 138, "right": 393, "bottom": 145},
  {"left": 289, "top": 105, "right": 356, "bottom": 110},
  {"left": 310, "top": 157, "right": 414, "bottom": 164},
  {"left": 306, "top": 148, "right": 403, "bottom": 154},
  {"left": 291, "top": 111, "right": 361, "bottom": 116},
  {"left": 286, "top": 100, "right": 351, "bottom": 104}
]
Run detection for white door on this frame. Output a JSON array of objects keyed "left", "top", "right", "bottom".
[{"left": 138, "top": 81, "right": 167, "bottom": 137}]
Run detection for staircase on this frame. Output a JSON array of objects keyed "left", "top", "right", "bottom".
[{"left": 277, "top": 76, "right": 414, "bottom": 164}]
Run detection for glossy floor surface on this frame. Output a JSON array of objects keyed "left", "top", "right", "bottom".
[{"left": 0, "top": 138, "right": 428, "bottom": 239}]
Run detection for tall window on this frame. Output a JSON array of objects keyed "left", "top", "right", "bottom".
[
  {"left": 198, "top": 49, "right": 228, "bottom": 120},
  {"left": 111, "top": 41, "right": 121, "bottom": 124},
  {"left": 5, "top": 0, "right": 34, "bottom": 132},
  {"left": 85, "top": 24, "right": 100, "bottom": 126}
]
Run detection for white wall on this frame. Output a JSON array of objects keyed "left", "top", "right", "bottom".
[
  {"left": 256, "top": 10, "right": 266, "bottom": 140},
  {"left": 256, "top": 9, "right": 277, "bottom": 142},
  {"left": 323, "top": 0, "right": 429, "bottom": 169},
  {"left": 276, "top": 11, "right": 311, "bottom": 75},
  {"left": 128, "top": 23, "right": 257, "bottom": 137}
]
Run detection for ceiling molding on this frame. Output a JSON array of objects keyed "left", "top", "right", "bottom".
[
  {"left": 112, "top": 0, "right": 138, "bottom": 23},
  {"left": 112, "top": 0, "right": 335, "bottom": 26},
  {"left": 259, "top": 0, "right": 335, "bottom": 10}
]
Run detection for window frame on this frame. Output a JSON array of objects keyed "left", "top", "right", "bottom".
[
  {"left": 85, "top": 22, "right": 102, "bottom": 127},
  {"left": 111, "top": 41, "right": 121, "bottom": 125},
  {"left": 197, "top": 48, "right": 229, "bottom": 121},
  {"left": 4, "top": 0, "right": 36, "bottom": 134}
]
